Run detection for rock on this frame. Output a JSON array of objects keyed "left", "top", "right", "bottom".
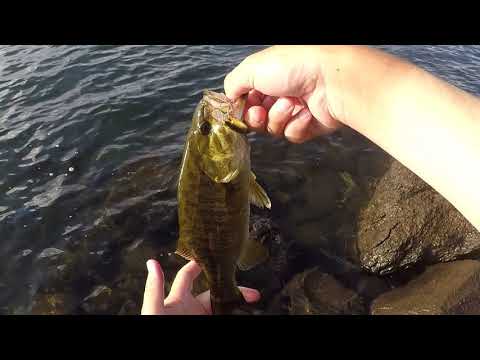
[
  {"left": 37, "top": 248, "right": 65, "bottom": 259},
  {"left": 57, "top": 265, "right": 67, "bottom": 272},
  {"left": 371, "top": 260, "right": 480, "bottom": 315},
  {"left": 357, "top": 160, "right": 480, "bottom": 275},
  {"left": 83, "top": 285, "right": 111, "bottom": 302},
  {"left": 287, "top": 242, "right": 392, "bottom": 305},
  {"left": 289, "top": 170, "right": 341, "bottom": 225},
  {"left": 237, "top": 215, "right": 293, "bottom": 308},
  {"left": 31, "top": 293, "right": 73, "bottom": 315},
  {"left": 121, "top": 239, "right": 162, "bottom": 273},
  {"left": 268, "top": 267, "right": 367, "bottom": 315},
  {"left": 80, "top": 285, "right": 113, "bottom": 314},
  {"left": 118, "top": 300, "right": 138, "bottom": 315},
  {"left": 272, "top": 191, "right": 291, "bottom": 206},
  {"left": 86, "top": 156, "right": 180, "bottom": 251},
  {"left": 295, "top": 221, "right": 332, "bottom": 250},
  {"left": 335, "top": 271, "right": 392, "bottom": 303},
  {"left": 21, "top": 249, "right": 33, "bottom": 257}
]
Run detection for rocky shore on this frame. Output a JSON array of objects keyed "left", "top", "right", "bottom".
[{"left": 27, "top": 130, "right": 480, "bottom": 315}]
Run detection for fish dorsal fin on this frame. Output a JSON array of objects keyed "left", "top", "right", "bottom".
[
  {"left": 175, "top": 239, "right": 195, "bottom": 262},
  {"left": 249, "top": 172, "right": 271, "bottom": 209},
  {"left": 237, "top": 237, "right": 269, "bottom": 271}
]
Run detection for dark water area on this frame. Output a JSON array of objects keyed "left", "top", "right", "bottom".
[{"left": 0, "top": 45, "right": 479, "bottom": 314}]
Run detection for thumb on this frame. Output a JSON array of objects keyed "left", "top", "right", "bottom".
[{"left": 141, "top": 259, "right": 166, "bottom": 315}]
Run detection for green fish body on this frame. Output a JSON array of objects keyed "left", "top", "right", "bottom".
[{"left": 176, "top": 90, "right": 271, "bottom": 315}]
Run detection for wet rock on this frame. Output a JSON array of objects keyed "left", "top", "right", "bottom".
[
  {"left": 289, "top": 170, "right": 340, "bottom": 225},
  {"left": 371, "top": 260, "right": 480, "bottom": 315},
  {"left": 335, "top": 271, "right": 392, "bottom": 303},
  {"left": 287, "top": 243, "right": 391, "bottom": 305},
  {"left": 56, "top": 265, "right": 67, "bottom": 272},
  {"left": 121, "top": 239, "right": 162, "bottom": 273},
  {"left": 37, "top": 248, "right": 65, "bottom": 259},
  {"left": 118, "top": 300, "right": 138, "bottom": 315},
  {"left": 80, "top": 285, "right": 113, "bottom": 314},
  {"left": 272, "top": 190, "right": 292, "bottom": 206},
  {"left": 86, "top": 156, "right": 180, "bottom": 252},
  {"left": 21, "top": 249, "right": 33, "bottom": 257},
  {"left": 357, "top": 160, "right": 480, "bottom": 275},
  {"left": 31, "top": 292, "right": 74, "bottom": 315},
  {"left": 237, "top": 215, "right": 294, "bottom": 308},
  {"left": 268, "top": 267, "right": 367, "bottom": 315},
  {"left": 295, "top": 221, "right": 332, "bottom": 251}
]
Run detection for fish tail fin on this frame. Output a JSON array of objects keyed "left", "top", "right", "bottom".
[{"left": 210, "top": 288, "right": 251, "bottom": 315}]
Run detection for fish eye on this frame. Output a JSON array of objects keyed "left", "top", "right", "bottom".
[{"left": 199, "top": 121, "right": 211, "bottom": 135}]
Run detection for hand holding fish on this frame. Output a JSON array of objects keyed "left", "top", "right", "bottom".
[
  {"left": 141, "top": 259, "right": 260, "bottom": 315},
  {"left": 224, "top": 45, "right": 343, "bottom": 143},
  {"left": 225, "top": 45, "right": 480, "bottom": 232}
]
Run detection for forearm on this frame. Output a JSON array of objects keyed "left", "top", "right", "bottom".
[{"left": 323, "top": 45, "right": 480, "bottom": 230}]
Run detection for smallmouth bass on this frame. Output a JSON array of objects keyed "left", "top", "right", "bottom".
[{"left": 176, "top": 90, "right": 271, "bottom": 315}]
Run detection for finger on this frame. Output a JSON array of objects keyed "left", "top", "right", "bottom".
[
  {"left": 196, "top": 287, "right": 262, "bottom": 315},
  {"left": 141, "top": 259, "right": 165, "bottom": 315},
  {"left": 225, "top": 51, "right": 307, "bottom": 101},
  {"left": 284, "top": 108, "right": 333, "bottom": 144},
  {"left": 291, "top": 97, "right": 308, "bottom": 116},
  {"left": 246, "top": 89, "right": 265, "bottom": 108},
  {"left": 238, "top": 287, "right": 261, "bottom": 303},
  {"left": 265, "top": 97, "right": 296, "bottom": 137},
  {"left": 224, "top": 66, "right": 254, "bottom": 100},
  {"left": 167, "top": 260, "right": 202, "bottom": 300},
  {"left": 195, "top": 291, "right": 213, "bottom": 314},
  {"left": 244, "top": 106, "right": 267, "bottom": 132},
  {"left": 261, "top": 96, "right": 278, "bottom": 111}
]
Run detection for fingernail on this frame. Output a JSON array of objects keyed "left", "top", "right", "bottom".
[{"left": 146, "top": 260, "right": 155, "bottom": 273}]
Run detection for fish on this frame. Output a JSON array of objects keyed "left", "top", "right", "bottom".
[{"left": 176, "top": 89, "right": 271, "bottom": 315}]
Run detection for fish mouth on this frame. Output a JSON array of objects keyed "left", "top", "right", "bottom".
[
  {"left": 225, "top": 116, "right": 248, "bottom": 134},
  {"left": 202, "top": 89, "right": 249, "bottom": 134},
  {"left": 202, "top": 89, "right": 230, "bottom": 106}
]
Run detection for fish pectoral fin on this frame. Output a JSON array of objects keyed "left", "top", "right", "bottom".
[
  {"left": 201, "top": 163, "right": 240, "bottom": 184},
  {"left": 249, "top": 171, "right": 271, "bottom": 209},
  {"left": 175, "top": 240, "right": 195, "bottom": 262},
  {"left": 237, "top": 238, "right": 269, "bottom": 271},
  {"left": 217, "top": 168, "right": 239, "bottom": 183}
]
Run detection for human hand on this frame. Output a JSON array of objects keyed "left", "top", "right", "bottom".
[
  {"left": 141, "top": 259, "right": 261, "bottom": 315},
  {"left": 224, "top": 45, "right": 344, "bottom": 143}
]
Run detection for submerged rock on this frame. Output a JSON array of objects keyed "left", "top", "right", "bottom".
[
  {"left": 80, "top": 285, "right": 113, "bottom": 314},
  {"left": 37, "top": 248, "right": 65, "bottom": 259},
  {"left": 268, "top": 267, "right": 367, "bottom": 315},
  {"left": 31, "top": 292, "right": 73, "bottom": 315},
  {"left": 118, "top": 299, "right": 138, "bottom": 315},
  {"left": 236, "top": 215, "right": 294, "bottom": 309},
  {"left": 371, "top": 260, "right": 480, "bottom": 315},
  {"left": 357, "top": 160, "right": 480, "bottom": 275}
]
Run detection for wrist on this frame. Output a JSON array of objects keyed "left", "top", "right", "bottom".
[{"left": 316, "top": 45, "right": 414, "bottom": 131}]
